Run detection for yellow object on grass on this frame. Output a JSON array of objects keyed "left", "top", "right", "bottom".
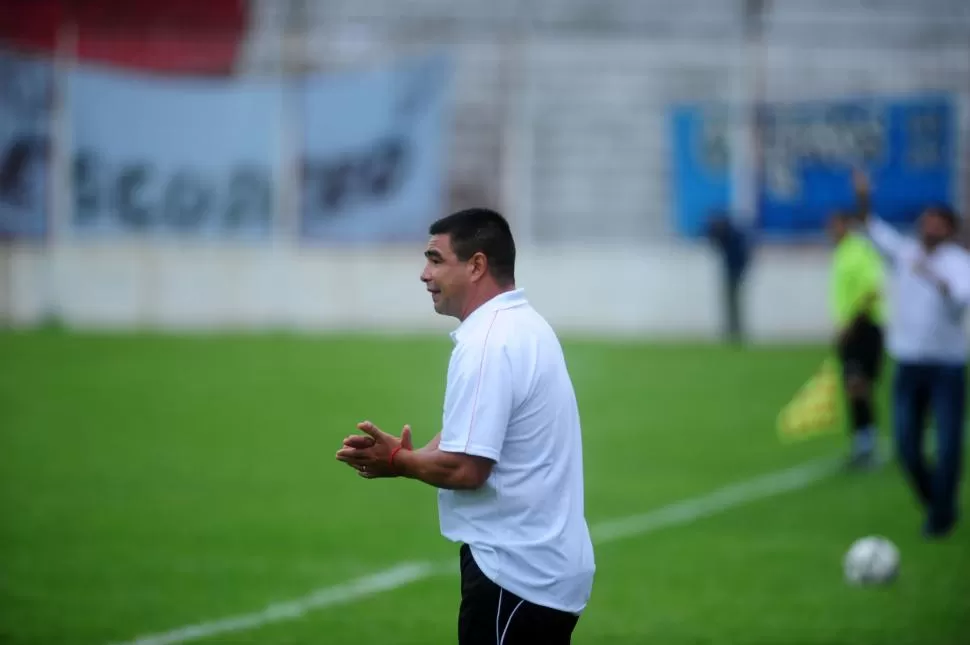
[{"left": 777, "top": 359, "right": 842, "bottom": 442}]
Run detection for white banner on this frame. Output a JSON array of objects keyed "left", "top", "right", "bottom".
[
  {"left": 69, "top": 66, "right": 282, "bottom": 239},
  {"left": 0, "top": 48, "right": 52, "bottom": 240},
  {"left": 299, "top": 52, "right": 453, "bottom": 242}
]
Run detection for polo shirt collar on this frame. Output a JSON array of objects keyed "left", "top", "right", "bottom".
[{"left": 450, "top": 288, "right": 527, "bottom": 343}]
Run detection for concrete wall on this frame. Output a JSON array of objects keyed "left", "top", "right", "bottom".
[{"left": 0, "top": 242, "right": 835, "bottom": 341}]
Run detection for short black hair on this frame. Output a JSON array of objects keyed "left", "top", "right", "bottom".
[
  {"left": 924, "top": 204, "right": 960, "bottom": 232},
  {"left": 429, "top": 208, "right": 516, "bottom": 286}
]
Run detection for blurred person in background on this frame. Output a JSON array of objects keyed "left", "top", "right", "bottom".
[
  {"left": 827, "top": 209, "right": 886, "bottom": 469},
  {"left": 854, "top": 171, "right": 970, "bottom": 538},
  {"left": 706, "top": 212, "right": 753, "bottom": 344}
]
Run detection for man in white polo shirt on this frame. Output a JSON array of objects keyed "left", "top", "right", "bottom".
[
  {"left": 335, "top": 208, "right": 595, "bottom": 643},
  {"left": 854, "top": 172, "right": 970, "bottom": 538}
]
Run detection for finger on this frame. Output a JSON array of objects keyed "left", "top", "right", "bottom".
[
  {"left": 356, "top": 420, "right": 384, "bottom": 440},
  {"left": 343, "top": 435, "right": 375, "bottom": 449},
  {"left": 400, "top": 425, "right": 413, "bottom": 450},
  {"left": 336, "top": 449, "right": 369, "bottom": 465},
  {"left": 337, "top": 443, "right": 373, "bottom": 456}
]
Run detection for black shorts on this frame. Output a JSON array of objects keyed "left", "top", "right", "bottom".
[
  {"left": 838, "top": 318, "right": 885, "bottom": 381},
  {"left": 458, "top": 544, "right": 580, "bottom": 645}
]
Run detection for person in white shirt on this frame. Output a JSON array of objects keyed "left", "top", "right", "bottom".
[
  {"left": 854, "top": 173, "right": 970, "bottom": 538},
  {"left": 335, "top": 208, "right": 595, "bottom": 643}
]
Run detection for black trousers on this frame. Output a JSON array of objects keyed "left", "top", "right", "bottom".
[
  {"left": 459, "top": 544, "right": 580, "bottom": 645},
  {"left": 837, "top": 318, "right": 885, "bottom": 383},
  {"left": 836, "top": 318, "right": 885, "bottom": 434},
  {"left": 723, "top": 274, "right": 744, "bottom": 343}
]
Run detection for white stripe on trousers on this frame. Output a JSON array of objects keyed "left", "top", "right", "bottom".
[{"left": 495, "top": 588, "right": 525, "bottom": 645}]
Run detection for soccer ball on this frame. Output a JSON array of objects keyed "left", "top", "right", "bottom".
[{"left": 843, "top": 536, "right": 900, "bottom": 585}]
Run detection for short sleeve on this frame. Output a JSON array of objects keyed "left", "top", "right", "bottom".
[{"left": 439, "top": 333, "right": 513, "bottom": 463}]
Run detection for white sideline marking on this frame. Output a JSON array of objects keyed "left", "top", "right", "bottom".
[
  {"left": 107, "top": 562, "right": 434, "bottom": 645},
  {"left": 591, "top": 457, "right": 840, "bottom": 544},
  {"left": 109, "top": 456, "right": 840, "bottom": 645}
]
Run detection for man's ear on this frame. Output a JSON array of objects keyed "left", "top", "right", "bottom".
[{"left": 467, "top": 252, "right": 489, "bottom": 282}]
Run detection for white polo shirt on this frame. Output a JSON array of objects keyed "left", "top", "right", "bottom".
[
  {"left": 867, "top": 216, "right": 970, "bottom": 364},
  {"left": 437, "top": 289, "right": 595, "bottom": 614}
]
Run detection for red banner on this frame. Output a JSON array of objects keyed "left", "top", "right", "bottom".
[{"left": 0, "top": 0, "right": 247, "bottom": 75}]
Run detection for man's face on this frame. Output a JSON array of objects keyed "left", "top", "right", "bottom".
[
  {"left": 828, "top": 215, "right": 848, "bottom": 244},
  {"left": 421, "top": 234, "right": 469, "bottom": 317},
  {"left": 919, "top": 209, "right": 952, "bottom": 249}
]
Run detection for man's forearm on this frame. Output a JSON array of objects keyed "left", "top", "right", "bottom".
[
  {"left": 854, "top": 188, "right": 871, "bottom": 222},
  {"left": 394, "top": 446, "right": 481, "bottom": 490},
  {"left": 852, "top": 171, "right": 871, "bottom": 222}
]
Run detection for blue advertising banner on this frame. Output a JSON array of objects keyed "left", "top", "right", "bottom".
[
  {"left": 69, "top": 66, "right": 281, "bottom": 239},
  {"left": 0, "top": 48, "right": 52, "bottom": 240},
  {"left": 299, "top": 52, "right": 452, "bottom": 242},
  {"left": 670, "top": 96, "right": 955, "bottom": 239}
]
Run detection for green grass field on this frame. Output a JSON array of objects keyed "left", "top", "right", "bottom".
[{"left": 1, "top": 331, "right": 968, "bottom": 645}]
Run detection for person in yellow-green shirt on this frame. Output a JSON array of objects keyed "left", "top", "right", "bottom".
[{"left": 828, "top": 210, "right": 886, "bottom": 468}]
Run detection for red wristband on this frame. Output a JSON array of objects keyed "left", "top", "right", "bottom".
[{"left": 389, "top": 445, "right": 409, "bottom": 469}]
